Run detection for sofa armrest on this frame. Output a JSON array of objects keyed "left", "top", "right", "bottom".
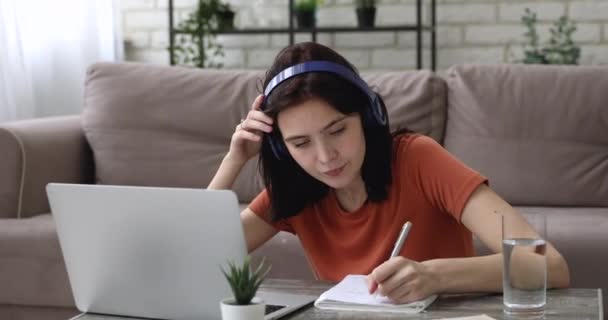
[{"left": 0, "top": 115, "right": 94, "bottom": 219}]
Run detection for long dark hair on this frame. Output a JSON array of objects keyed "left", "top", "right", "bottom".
[{"left": 259, "top": 42, "right": 399, "bottom": 221}]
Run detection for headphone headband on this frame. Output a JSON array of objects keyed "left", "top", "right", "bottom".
[{"left": 264, "top": 61, "right": 376, "bottom": 101}]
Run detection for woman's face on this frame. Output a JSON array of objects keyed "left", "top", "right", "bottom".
[{"left": 277, "top": 98, "right": 366, "bottom": 190}]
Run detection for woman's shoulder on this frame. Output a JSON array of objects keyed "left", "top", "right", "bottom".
[
  {"left": 393, "top": 133, "right": 441, "bottom": 157},
  {"left": 392, "top": 133, "right": 448, "bottom": 179}
]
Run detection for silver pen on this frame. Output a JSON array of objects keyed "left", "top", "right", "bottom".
[
  {"left": 373, "top": 221, "right": 412, "bottom": 298},
  {"left": 390, "top": 221, "right": 412, "bottom": 258}
]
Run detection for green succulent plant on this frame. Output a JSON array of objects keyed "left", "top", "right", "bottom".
[
  {"left": 221, "top": 256, "right": 271, "bottom": 305},
  {"left": 295, "top": 0, "right": 324, "bottom": 12}
]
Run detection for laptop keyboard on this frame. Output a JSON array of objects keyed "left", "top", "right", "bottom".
[{"left": 265, "top": 304, "right": 286, "bottom": 315}]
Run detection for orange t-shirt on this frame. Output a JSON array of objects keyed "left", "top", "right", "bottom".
[{"left": 249, "top": 134, "right": 487, "bottom": 281}]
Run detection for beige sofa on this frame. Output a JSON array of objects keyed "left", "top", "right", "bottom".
[{"left": 1, "top": 62, "right": 606, "bottom": 320}]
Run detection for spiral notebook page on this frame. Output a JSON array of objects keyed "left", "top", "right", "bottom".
[{"left": 314, "top": 275, "right": 437, "bottom": 313}]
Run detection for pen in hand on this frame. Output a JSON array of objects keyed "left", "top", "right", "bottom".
[
  {"left": 390, "top": 221, "right": 412, "bottom": 258},
  {"left": 370, "top": 221, "right": 412, "bottom": 296}
]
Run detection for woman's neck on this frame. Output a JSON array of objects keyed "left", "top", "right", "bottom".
[{"left": 334, "top": 176, "right": 367, "bottom": 213}]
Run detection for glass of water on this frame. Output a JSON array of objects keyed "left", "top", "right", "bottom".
[{"left": 502, "top": 213, "right": 547, "bottom": 317}]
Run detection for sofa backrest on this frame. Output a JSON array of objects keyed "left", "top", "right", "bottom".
[
  {"left": 83, "top": 63, "right": 264, "bottom": 202},
  {"left": 443, "top": 64, "right": 608, "bottom": 206},
  {"left": 364, "top": 71, "right": 446, "bottom": 142},
  {"left": 83, "top": 62, "right": 446, "bottom": 202}
]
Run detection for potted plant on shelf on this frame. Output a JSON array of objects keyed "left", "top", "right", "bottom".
[
  {"left": 355, "top": 0, "right": 376, "bottom": 28},
  {"left": 172, "top": 0, "right": 236, "bottom": 68},
  {"left": 220, "top": 256, "right": 271, "bottom": 320},
  {"left": 519, "top": 8, "right": 580, "bottom": 64},
  {"left": 294, "top": 0, "right": 323, "bottom": 29},
  {"left": 217, "top": 3, "right": 235, "bottom": 31}
]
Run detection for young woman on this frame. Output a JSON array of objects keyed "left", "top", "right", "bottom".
[{"left": 208, "top": 42, "right": 570, "bottom": 304}]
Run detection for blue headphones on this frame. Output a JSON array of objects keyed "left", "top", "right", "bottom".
[{"left": 262, "top": 60, "right": 388, "bottom": 160}]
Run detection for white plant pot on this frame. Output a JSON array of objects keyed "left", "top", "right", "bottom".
[{"left": 220, "top": 296, "right": 265, "bottom": 320}]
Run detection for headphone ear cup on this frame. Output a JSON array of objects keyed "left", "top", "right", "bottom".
[
  {"left": 362, "top": 93, "right": 388, "bottom": 128},
  {"left": 370, "top": 93, "right": 388, "bottom": 127},
  {"left": 362, "top": 104, "right": 376, "bottom": 128}
]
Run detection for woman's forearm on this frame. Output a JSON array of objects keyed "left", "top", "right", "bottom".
[
  {"left": 424, "top": 251, "right": 570, "bottom": 294},
  {"left": 424, "top": 254, "right": 503, "bottom": 293},
  {"left": 207, "top": 153, "right": 247, "bottom": 190}
]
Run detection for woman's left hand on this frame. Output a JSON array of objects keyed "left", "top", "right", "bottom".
[{"left": 365, "top": 256, "right": 440, "bottom": 304}]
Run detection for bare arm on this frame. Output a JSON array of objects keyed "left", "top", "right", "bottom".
[
  {"left": 425, "top": 184, "right": 570, "bottom": 293},
  {"left": 241, "top": 208, "right": 278, "bottom": 253},
  {"left": 368, "top": 184, "right": 570, "bottom": 303},
  {"left": 208, "top": 95, "right": 270, "bottom": 190},
  {"left": 208, "top": 153, "right": 278, "bottom": 252},
  {"left": 207, "top": 94, "right": 278, "bottom": 252},
  {"left": 207, "top": 153, "right": 248, "bottom": 190}
]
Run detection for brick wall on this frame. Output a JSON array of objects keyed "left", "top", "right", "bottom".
[{"left": 121, "top": 0, "right": 608, "bottom": 70}]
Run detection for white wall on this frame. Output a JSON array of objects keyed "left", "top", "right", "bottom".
[{"left": 120, "top": 0, "right": 608, "bottom": 70}]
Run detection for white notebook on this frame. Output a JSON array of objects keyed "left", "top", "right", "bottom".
[
  {"left": 436, "top": 315, "right": 497, "bottom": 320},
  {"left": 314, "top": 275, "right": 437, "bottom": 314}
]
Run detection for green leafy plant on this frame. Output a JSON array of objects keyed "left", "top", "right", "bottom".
[
  {"left": 217, "top": 3, "right": 236, "bottom": 31},
  {"left": 172, "top": 0, "right": 235, "bottom": 68},
  {"left": 218, "top": 2, "right": 233, "bottom": 12},
  {"left": 221, "top": 256, "right": 271, "bottom": 305},
  {"left": 520, "top": 8, "right": 581, "bottom": 65},
  {"left": 295, "top": 0, "right": 324, "bottom": 12},
  {"left": 355, "top": 0, "right": 376, "bottom": 8}
]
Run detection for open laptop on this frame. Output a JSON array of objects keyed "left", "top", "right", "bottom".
[{"left": 46, "top": 183, "right": 316, "bottom": 320}]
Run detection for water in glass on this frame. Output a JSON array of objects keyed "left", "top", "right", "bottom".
[{"left": 502, "top": 238, "right": 547, "bottom": 317}]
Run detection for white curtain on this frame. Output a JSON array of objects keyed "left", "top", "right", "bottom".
[{"left": 0, "top": 0, "right": 123, "bottom": 122}]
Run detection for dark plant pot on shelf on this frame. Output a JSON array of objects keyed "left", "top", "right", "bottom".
[
  {"left": 356, "top": 7, "right": 376, "bottom": 28},
  {"left": 218, "top": 10, "right": 235, "bottom": 31},
  {"left": 295, "top": 10, "right": 316, "bottom": 29}
]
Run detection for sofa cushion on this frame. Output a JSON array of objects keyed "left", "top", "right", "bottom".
[
  {"left": 444, "top": 64, "right": 608, "bottom": 206},
  {"left": 83, "top": 62, "right": 265, "bottom": 202},
  {"left": 0, "top": 127, "right": 22, "bottom": 219},
  {"left": 0, "top": 116, "right": 94, "bottom": 219},
  {"left": 0, "top": 214, "right": 74, "bottom": 307},
  {"left": 364, "top": 70, "right": 446, "bottom": 142},
  {"left": 514, "top": 207, "right": 608, "bottom": 292},
  {"left": 83, "top": 63, "right": 447, "bottom": 202}
]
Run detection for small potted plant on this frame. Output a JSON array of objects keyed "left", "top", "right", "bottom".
[
  {"left": 220, "top": 256, "right": 271, "bottom": 320},
  {"left": 217, "top": 3, "right": 235, "bottom": 31},
  {"left": 519, "top": 8, "right": 580, "bottom": 64},
  {"left": 172, "top": 0, "right": 236, "bottom": 68},
  {"left": 355, "top": 0, "right": 377, "bottom": 28},
  {"left": 294, "top": 0, "right": 323, "bottom": 29}
]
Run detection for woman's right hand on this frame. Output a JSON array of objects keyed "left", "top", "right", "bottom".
[{"left": 227, "top": 94, "right": 274, "bottom": 164}]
